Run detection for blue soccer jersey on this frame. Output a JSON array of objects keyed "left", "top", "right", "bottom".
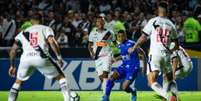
[
  {"left": 116, "top": 40, "right": 140, "bottom": 81},
  {"left": 118, "top": 40, "right": 140, "bottom": 69}
]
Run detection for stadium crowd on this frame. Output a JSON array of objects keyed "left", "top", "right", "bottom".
[{"left": 0, "top": 0, "right": 200, "bottom": 50}]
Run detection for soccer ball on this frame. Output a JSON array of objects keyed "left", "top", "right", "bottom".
[{"left": 70, "top": 91, "right": 80, "bottom": 101}]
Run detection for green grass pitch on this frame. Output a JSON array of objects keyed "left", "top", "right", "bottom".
[{"left": 0, "top": 91, "right": 201, "bottom": 101}]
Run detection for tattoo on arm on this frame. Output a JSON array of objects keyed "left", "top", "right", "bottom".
[
  {"left": 9, "top": 41, "right": 20, "bottom": 67},
  {"left": 48, "top": 36, "right": 61, "bottom": 59}
]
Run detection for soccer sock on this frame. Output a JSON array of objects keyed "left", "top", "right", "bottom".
[
  {"left": 151, "top": 82, "right": 168, "bottom": 100},
  {"left": 8, "top": 83, "right": 20, "bottom": 101},
  {"left": 163, "top": 79, "right": 169, "bottom": 92},
  {"left": 169, "top": 80, "right": 178, "bottom": 96},
  {"left": 59, "top": 78, "right": 70, "bottom": 101},
  {"left": 126, "top": 87, "right": 137, "bottom": 101},
  {"left": 102, "top": 78, "right": 108, "bottom": 96},
  {"left": 105, "top": 79, "right": 114, "bottom": 96}
]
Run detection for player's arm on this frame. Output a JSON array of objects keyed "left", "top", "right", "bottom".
[
  {"left": 88, "top": 41, "right": 95, "bottom": 59},
  {"left": 9, "top": 41, "right": 21, "bottom": 77},
  {"left": 137, "top": 48, "right": 147, "bottom": 75},
  {"left": 171, "top": 56, "right": 179, "bottom": 80},
  {"left": 128, "top": 33, "right": 148, "bottom": 54},
  {"left": 48, "top": 35, "right": 63, "bottom": 67}
]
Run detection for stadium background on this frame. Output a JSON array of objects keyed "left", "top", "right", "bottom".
[{"left": 0, "top": 0, "right": 201, "bottom": 93}]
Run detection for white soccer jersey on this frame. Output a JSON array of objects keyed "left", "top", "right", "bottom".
[
  {"left": 15, "top": 25, "right": 54, "bottom": 60},
  {"left": 88, "top": 29, "right": 114, "bottom": 58},
  {"left": 171, "top": 46, "right": 193, "bottom": 78},
  {"left": 143, "top": 16, "right": 177, "bottom": 54}
]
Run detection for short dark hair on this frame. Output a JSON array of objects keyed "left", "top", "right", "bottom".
[
  {"left": 117, "top": 30, "right": 125, "bottom": 34},
  {"left": 158, "top": 1, "right": 168, "bottom": 10},
  {"left": 30, "top": 13, "right": 42, "bottom": 23}
]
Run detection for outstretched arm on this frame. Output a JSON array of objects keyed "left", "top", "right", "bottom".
[
  {"left": 9, "top": 41, "right": 21, "bottom": 77},
  {"left": 138, "top": 48, "right": 147, "bottom": 75},
  {"left": 128, "top": 33, "right": 148, "bottom": 54}
]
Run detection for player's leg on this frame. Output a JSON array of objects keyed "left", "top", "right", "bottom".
[
  {"left": 95, "top": 56, "right": 112, "bottom": 101},
  {"left": 99, "top": 71, "right": 109, "bottom": 101},
  {"left": 8, "top": 61, "right": 35, "bottom": 101},
  {"left": 147, "top": 55, "right": 170, "bottom": 100},
  {"left": 8, "top": 79, "right": 23, "bottom": 101},
  {"left": 122, "top": 69, "right": 138, "bottom": 101},
  {"left": 55, "top": 74, "right": 71, "bottom": 101},
  {"left": 104, "top": 70, "right": 120, "bottom": 100},
  {"left": 164, "top": 72, "right": 178, "bottom": 98},
  {"left": 147, "top": 71, "right": 169, "bottom": 100},
  {"left": 36, "top": 59, "right": 71, "bottom": 101}
]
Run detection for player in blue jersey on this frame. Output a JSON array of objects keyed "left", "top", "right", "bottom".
[{"left": 102, "top": 30, "right": 146, "bottom": 101}]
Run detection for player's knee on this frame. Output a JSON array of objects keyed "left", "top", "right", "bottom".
[
  {"left": 54, "top": 74, "right": 65, "bottom": 80},
  {"left": 15, "top": 79, "right": 23, "bottom": 85},
  {"left": 100, "top": 71, "right": 109, "bottom": 79}
]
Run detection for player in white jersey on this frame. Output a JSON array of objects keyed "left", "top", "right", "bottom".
[
  {"left": 8, "top": 13, "right": 71, "bottom": 101},
  {"left": 128, "top": 1, "right": 178, "bottom": 101},
  {"left": 88, "top": 16, "right": 114, "bottom": 101},
  {"left": 170, "top": 45, "right": 193, "bottom": 79}
]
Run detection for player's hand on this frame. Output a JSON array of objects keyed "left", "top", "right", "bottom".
[
  {"left": 128, "top": 47, "right": 135, "bottom": 54},
  {"left": 8, "top": 66, "right": 16, "bottom": 78},
  {"left": 90, "top": 52, "right": 95, "bottom": 60},
  {"left": 57, "top": 59, "right": 64, "bottom": 68}
]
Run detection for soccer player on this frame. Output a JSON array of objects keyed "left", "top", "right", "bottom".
[
  {"left": 102, "top": 30, "right": 146, "bottom": 101},
  {"left": 8, "top": 13, "right": 71, "bottom": 101},
  {"left": 88, "top": 16, "right": 115, "bottom": 101},
  {"left": 128, "top": 1, "right": 179, "bottom": 101},
  {"left": 170, "top": 44, "right": 193, "bottom": 79}
]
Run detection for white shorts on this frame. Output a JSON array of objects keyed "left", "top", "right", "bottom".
[
  {"left": 17, "top": 56, "right": 61, "bottom": 81},
  {"left": 95, "top": 55, "right": 112, "bottom": 76},
  {"left": 147, "top": 52, "right": 172, "bottom": 75}
]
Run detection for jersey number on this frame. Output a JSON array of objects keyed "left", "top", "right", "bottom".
[
  {"left": 156, "top": 28, "right": 170, "bottom": 44},
  {"left": 29, "top": 32, "right": 38, "bottom": 48}
]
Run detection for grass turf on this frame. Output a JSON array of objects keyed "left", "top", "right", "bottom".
[{"left": 0, "top": 91, "right": 201, "bottom": 101}]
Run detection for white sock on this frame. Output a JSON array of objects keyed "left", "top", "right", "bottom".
[
  {"left": 151, "top": 82, "right": 168, "bottom": 99},
  {"left": 8, "top": 83, "right": 21, "bottom": 101},
  {"left": 169, "top": 80, "right": 178, "bottom": 95},
  {"left": 102, "top": 78, "right": 108, "bottom": 95},
  {"left": 163, "top": 78, "right": 169, "bottom": 92},
  {"left": 59, "top": 78, "right": 70, "bottom": 101}
]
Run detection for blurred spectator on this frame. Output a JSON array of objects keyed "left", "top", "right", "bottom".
[
  {"left": 81, "top": 28, "right": 89, "bottom": 48},
  {"left": 183, "top": 17, "right": 201, "bottom": 43},
  {"left": 60, "top": 16, "right": 76, "bottom": 47},
  {"left": 72, "top": 12, "right": 83, "bottom": 29},
  {"left": 38, "top": 0, "right": 53, "bottom": 14},
  {"left": 65, "top": 0, "right": 80, "bottom": 12},
  {"left": 99, "top": 0, "right": 111, "bottom": 13},
  {"left": 57, "top": 30, "right": 69, "bottom": 48},
  {"left": 0, "top": 0, "right": 200, "bottom": 50},
  {"left": 1, "top": 14, "right": 16, "bottom": 46}
]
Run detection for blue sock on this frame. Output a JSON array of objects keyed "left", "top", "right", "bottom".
[
  {"left": 105, "top": 79, "right": 114, "bottom": 97},
  {"left": 126, "top": 87, "right": 137, "bottom": 101}
]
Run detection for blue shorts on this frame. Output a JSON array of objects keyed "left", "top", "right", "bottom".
[{"left": 116, "top": 65, "right": 139, "bottom": 82}]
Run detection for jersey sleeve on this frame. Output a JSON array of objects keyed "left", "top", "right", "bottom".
[
  {"left": 15, "top": 32, "right": 23, "bottom": 42},
  {"left": 142, "top": 19, "right": 154, "bottom": 36},
  {"left": 44, "top": 27, "right": 54, "bottom": 39}
]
